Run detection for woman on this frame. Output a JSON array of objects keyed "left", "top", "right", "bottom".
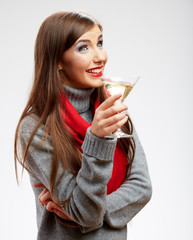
[{"left": 15, "top": 11, "right": 152, "bottom": 240}]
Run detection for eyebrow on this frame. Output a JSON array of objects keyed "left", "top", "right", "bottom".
[{"left": 75, "top": 34, "right": 103, "bottom": 45}]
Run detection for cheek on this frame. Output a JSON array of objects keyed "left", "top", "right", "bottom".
[
  {"left": 62, "top": 52, "right": 90, "bottom": 71},
  {"left": 75, "top": 56, "right": 91, "bottom": 70},
  {"left": 103, "top": 50, "right": 108, "bottom": 64}
]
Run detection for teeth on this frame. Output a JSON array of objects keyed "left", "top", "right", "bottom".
[{"left": 87, "top": 69, "right": 102, "bottom": 74}]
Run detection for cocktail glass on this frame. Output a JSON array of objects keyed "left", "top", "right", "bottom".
[{"left": 101, "top": 76, "right": 139, "bottom": 138}]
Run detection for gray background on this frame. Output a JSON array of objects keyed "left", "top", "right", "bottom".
[{"left": 0, "top": 0, "right": 192, "bottom": 239}]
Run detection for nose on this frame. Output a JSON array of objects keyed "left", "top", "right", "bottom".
[{"left": 93, "top": 48, "right": 107, "bottom": 64}]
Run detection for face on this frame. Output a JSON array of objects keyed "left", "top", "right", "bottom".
[{"left": 59, "top": 25, "right": 108, "bottom": 89}]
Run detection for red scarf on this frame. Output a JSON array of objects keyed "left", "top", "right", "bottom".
[{"left": 60, "top": 91, "right": 127, "bottom": 194}]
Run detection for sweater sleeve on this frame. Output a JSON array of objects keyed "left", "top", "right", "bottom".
[
  {"left": 104, "top": 127, "right": 152, "bottom": 228},
  {"left": 19, "top": 116, "right": 117, "bottom": 233}
]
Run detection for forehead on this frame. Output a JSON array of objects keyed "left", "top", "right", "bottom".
[{"left": 76, "top": 25, "right": 102, "bottom": 41}]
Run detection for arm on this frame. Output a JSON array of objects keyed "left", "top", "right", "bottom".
[
  {"left": 19, "top": 93, "right": 128, "bottom": 233},
  {"left": 104, "top": 127, "right": 152, "bottom": 228},
  {"left": 34, "top": 127, "right": 152, "bottom": 230},
  {"left": 19, "top": 125, "right": 116, "bottom": 233}
]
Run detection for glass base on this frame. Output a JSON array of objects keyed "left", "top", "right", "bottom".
[{"left": 105, "top": 128, "right": 133, "bottom": 139}]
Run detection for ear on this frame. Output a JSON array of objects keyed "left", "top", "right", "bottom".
[{"left": 58, "top": 64, "right": 63, "bottom": 70}]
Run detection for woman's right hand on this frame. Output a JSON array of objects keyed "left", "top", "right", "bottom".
[{"left": 90, "top": 93, "right": 128, "bottom": 138}]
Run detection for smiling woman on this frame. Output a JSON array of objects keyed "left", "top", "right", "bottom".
[
  {"left": 59, "top": 25, "right": 107, "bottom": 89},
  {"left": 14, "top": 11, "right": 152, "bottom": 240}
]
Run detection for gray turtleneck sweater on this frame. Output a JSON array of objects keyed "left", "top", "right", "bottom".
[{"left": 18, "top": 86, "right": 152, "bottom": 240}]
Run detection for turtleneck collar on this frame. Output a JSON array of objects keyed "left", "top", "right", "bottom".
[{"left": 63, "top": 85, "right": 95, "bottom": 114}]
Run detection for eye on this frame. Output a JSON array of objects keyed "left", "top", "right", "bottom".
[
  {"left": 97, "top": 40, "right": 103, "bottom": 48},
  {"left": 78, "top": 45, "right": 89, "bottom": 52}
]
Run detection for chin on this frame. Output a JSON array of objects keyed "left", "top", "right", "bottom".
[
  {"left": 91, "top": 78, "right": 103, "bottom": 88},
  {"left": 81, "top": 76, "right": 103, "bottom": 89}
]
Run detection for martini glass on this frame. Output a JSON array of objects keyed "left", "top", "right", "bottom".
[{"left": 101, "top": 76, "right": 139, "bottom": 138}]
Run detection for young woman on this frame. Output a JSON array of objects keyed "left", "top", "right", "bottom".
[{"left": 14, "top": 11, "right": 152, "bottom": 240}]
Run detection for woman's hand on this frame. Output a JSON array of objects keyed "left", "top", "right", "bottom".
[
  {"left": 90, "top": 93, "right": 128, "bottom": 138},
  {"left": 33, "top": 183, "right": 74, "bottom": 221}
]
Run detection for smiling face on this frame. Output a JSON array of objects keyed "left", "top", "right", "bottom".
[{"left": 59, "top": 25, "right": 108, "bottom": 89}]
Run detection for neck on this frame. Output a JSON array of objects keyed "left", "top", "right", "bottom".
[{"left": 63, "top": 85, "right": 95, "bottom": 113}]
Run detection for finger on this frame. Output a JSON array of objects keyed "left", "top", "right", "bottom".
[
  {"left": 100, "top": 103, "right": 128, "bottom": 119},
  {"left": 47, "top": 201, "right": 64, "bottom": 214},
  {"left": 101, "top": 111, "right": 127, "bottom": 128},
  {"left": 33, "top": 183, "right": 46, "bottom": 189},
  {"left": 55, "top": 210, "right": 74, "bottom": 221},
  {"left": 104, "top": 115, "right": 129, "bottom": 135},
  {"left": 47, "top": 202, "right": 74, "bottom": 221},
  {"left": 39, "top": 190, "right": 52, "bottom": 206},
  {"left": 46, "top": 201, "right": 56, "bottom": 213},
  {"left": 38, "top": 188, "right": 48, "bottom": 206},
  {"left": 98, "top": 93, "right": 122, "bottom": 110}
]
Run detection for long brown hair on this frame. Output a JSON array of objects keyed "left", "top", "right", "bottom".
[{"left": 14, "top": 11, "right": 135, "bottom": 205}]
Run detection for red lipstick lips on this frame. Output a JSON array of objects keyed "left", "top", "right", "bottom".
[{"left": 86, "top": 66, "right": 103, "bottom": 77}]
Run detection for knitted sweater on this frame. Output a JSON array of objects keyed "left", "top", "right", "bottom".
[{"left": 18, "top": 86, "right": 152, "bottom": 240}]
